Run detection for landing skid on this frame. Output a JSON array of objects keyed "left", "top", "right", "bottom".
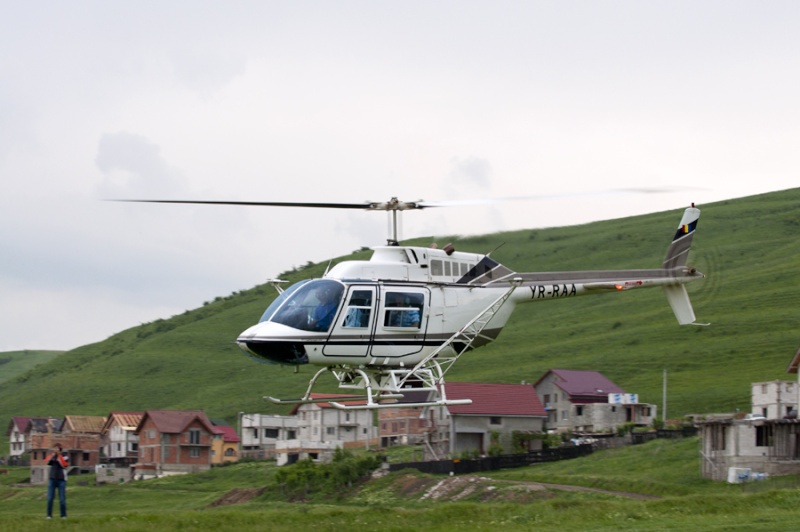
[{"left": 265, "top": 280, "right": 521, "bottom": 410}]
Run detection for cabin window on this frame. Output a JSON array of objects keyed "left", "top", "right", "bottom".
[
  {"left": 343, "top": 290, "right": 373, "bottom": 328},
  {"left": 384, "top": 292, "right": 424, "bottom": 328},
  {"left": 444, "top": 261, "right": 451, "bottom": 276},
  {"left": 430, "top": 260, "right": 443, "bottom": 276}
]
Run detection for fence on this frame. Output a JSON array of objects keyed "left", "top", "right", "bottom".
[
  {"left": 631, "top": 427, "right": 698, "bottom": 445},
  {"left": 388, "top": 444, "right": 594, "bottom": 475}
]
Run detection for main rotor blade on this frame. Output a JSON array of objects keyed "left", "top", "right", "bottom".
[{"left": 107, "top": 197, "right": 434, "bottom": 212}]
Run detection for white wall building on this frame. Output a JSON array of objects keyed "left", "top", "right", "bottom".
[
  {"left": 239, "top": 413, "right": 298, "bottom": 459},
  {"left": 751, "top": 380, "right": 797, "bottom": 419}
]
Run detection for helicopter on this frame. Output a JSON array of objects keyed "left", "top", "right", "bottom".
[{"left": 115, "top": 197, "right": 704, "bottom": 410}]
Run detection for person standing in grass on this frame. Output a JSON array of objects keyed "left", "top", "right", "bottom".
[{"left": 45, "top": 443, "right": 68, "bottom": 519}]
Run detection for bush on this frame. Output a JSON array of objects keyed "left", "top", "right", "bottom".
[{"left": 273, "top": 448, "right": 381, "bottom": 500}]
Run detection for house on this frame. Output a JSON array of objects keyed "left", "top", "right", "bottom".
[
  {"left": 424, "top": 382, "right": 547, "bottom": 460},
  {"left": 211, "top": 425, "right": 240, "bottom": 465},
  {"left": 239, "top": 413, "right": 298, "bottom": 459},
  {"left": 6, "top": 416, "right": 32, "bottom": 463},
  {"left": 275, "top": 394, "right": 376, "bottom": 466},
  {"left": 751, "top": 381, "right": 797, "bottom": 419},
  {"left": 534, "top": 369, "right": 656, "bottom": 433},
  {"left": 697, "top": 413, "right": 800, "bottom": 481},
  {"left": 133, "top": 410, "right": 215, "bottom": 479},
  {"left": 697, "top": 350, "right": 800, "bottom": 481},
  {"left": 378, "top": 390, "right": 434, "bottom": 447},
  {"left": 99, "top": 411, "right": 143, "bottom": 464},
  {"left": 6, "top": 416, "right": 64, "bottom": 465},
  {"left": 29, "top": 415, "right": 105, "bottom": 484}
]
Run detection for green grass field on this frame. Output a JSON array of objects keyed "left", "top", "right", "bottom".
[{"left": 3, "top": 438, "right": 800, "bottom": 531}]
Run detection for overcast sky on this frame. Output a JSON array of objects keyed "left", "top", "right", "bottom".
[{"left": 1, "top": 1, "right": 798, "bottom": 352}]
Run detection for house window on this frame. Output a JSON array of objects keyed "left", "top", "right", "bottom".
[
  {"left": 190, "top": 447, "right": 200, "bottom": 458},
  {"left": 131, "top": 443, "right": 138, "bottom": 451},
  {"left": 287, "top": 430, "right": 296, "bottom": 439},
  {"left": 83, "top": 452, "right": 89, "bottom": 461},
  {"left": 561, "top": 411, "right": 568, "bottom": 421},
  {"left": 755, "top": 425, "right": 773, "bottom": 447},
  {"left": 264, "top": 428, "right": 279, "bottom": 439},
  {"left": 326, "top": 427, "right": 335, "bottom": 435},
  {"left": 116, "top": 443, "right": 121, "bottom": 452},
  {"left": 710, "top": 426, "right": 726, "bottom": 451},
  {"left": 544, "top": 394, "right": 550, "bottom": 405},
  {"left": 554, "top": 393, "right": 558, "bottom": 403},
  {"left": 575, "top": 406, "right": 584, "bottom": 417},
  {"left": 490, "top": 417, "right": 502, "bottom": 425},
  {"left": 189, "top": 429, "right": 201, "bottom": 444}
]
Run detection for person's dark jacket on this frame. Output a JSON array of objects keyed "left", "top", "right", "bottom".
[{"left": 46, "top": 453, "right": 68, "bottom": 481}]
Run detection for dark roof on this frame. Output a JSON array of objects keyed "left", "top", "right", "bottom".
[
  {"left": 536, "top": 369, "right": 624, "bottom": 398},
  {"left": 787, "top": 347, "right": 800, "bottom": 374},
  {"left": 6, "top": 416, "right": 31, "bottom": 436},
  {"left": 136, "top": 410, "right": 215, "bottom": 435},
  {"left": 444, "top": 382, "right": 547, "bottom": 417},
  {"left": 213, "top": 425, "right": 241, "bottom": 443},
  {"left": 28, "top": 417, "right": 63, "bottom": 433}
]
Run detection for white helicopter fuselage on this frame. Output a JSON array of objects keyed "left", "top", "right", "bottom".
[{"left": 237, "top": 205, "right": 704, "bottom": 370}]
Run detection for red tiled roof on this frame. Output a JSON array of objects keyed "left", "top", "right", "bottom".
[
  {"left": 136, "top": 410, "right": 215, "bottom": 434},
  {"left": 536, "top": 369, "right": 624, "bottom": 398},
  {"left": 213, "top": 425, "right": 241, "bottom": 443},
  {"left": 444, "top": 382, "right": 547, "bottom": 417},
  {"left": 6, "top": 416, "right": 32, "bottom": 436}
]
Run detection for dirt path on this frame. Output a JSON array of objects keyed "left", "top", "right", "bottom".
[{"left": 418, "top": 475, "right": 659, "bottom": 501}]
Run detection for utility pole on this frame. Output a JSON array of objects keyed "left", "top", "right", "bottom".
[{"left": 662, "top": 369, "right": 668, "bottom": 423}]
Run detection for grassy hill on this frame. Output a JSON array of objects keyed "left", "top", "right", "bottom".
[
  {"left": 1, "top": 188, "right": 799, "bottom": 449},
  {"left": 0, "top": 350, "right": 63, "bottom": 385}
]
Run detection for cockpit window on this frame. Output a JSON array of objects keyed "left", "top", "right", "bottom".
[
  {"left": 258, "top": 280, "right": 310, "bottom": 323},
  {"left": 269, "top": 280, "right": 344, "bottom": 332}
]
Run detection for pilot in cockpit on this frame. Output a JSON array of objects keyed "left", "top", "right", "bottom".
[{"left": 309, "top": 285, "right": 339, "bottom": 331}]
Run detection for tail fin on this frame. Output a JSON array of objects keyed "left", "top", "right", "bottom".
[
  {"left": 663, "top": 205, "right": 700, "bottom": 269},
  {"left": 663, "top": 205, "right": 706, "bottom": 325}
]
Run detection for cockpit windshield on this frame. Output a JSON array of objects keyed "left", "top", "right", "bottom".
[{"left": 268, "top": 279, "right": 345, "bottom": 333}]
